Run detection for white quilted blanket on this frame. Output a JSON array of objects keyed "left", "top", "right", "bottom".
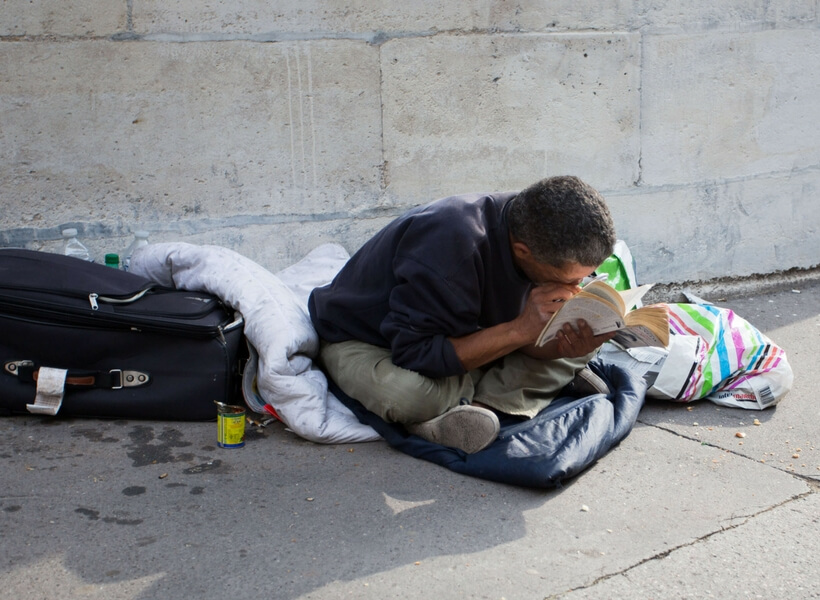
[{"left": 130, "top": 242, "right": 381, "bottom": 444}]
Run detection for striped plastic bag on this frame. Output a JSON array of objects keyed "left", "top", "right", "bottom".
[{"left": 647, "top": 303, "right": 793, "bottom": 410}]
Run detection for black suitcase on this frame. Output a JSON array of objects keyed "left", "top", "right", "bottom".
[{"left": 0, "top": 248, "right": 244, "bottom": 420}]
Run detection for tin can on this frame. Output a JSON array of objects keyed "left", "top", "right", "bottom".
[{"left": 215, "top": 402, "right": 246, "bottom": 448}]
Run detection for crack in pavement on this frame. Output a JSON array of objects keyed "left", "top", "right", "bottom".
[
  {"left": 640, "top": 419, "right": 820, "bottom": 483},
  {"left": 548, "top": 488, "right": 814, "bottom": 599},
  {"left": 546, "top": 420, "right": 818, "bottom": 599}
]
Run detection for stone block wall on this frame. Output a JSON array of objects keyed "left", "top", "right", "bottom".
[{"left": 1, "top": 1, "right": 818, "bottom": 283}]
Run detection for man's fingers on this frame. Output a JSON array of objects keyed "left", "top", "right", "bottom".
[{"left": 557, "top": 320, "right": 615, "bottom": 357}]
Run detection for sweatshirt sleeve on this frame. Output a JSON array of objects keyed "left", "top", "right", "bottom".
[{"left": 379, "top": 253, "right": 483, "bottom": 379}]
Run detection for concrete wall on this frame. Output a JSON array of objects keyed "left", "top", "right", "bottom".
[{"left": 1, "top": 1, "right": 818, "bottom": 284}]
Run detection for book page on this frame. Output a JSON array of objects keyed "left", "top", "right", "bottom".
[
  {"left": 573, "top": 281, "right": 653, "bottom": 313},
  {"left": 618, "top": 283, "right": 654, "bottom": 311},
  {"left": 536, "top": 294, "right": 625, "bottom": 346},
  {"left": 623, "top": 304, "right": 670, "bottom": 346},
  {"left": 612, "top": 324, "right": 667, "bottom": 348},
  {"left": 579, "top": 280, "right": 625, "bottom": 312}
]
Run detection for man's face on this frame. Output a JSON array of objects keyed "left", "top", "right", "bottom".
[
  {"left": 511, "top": 239, "right": 596, "bottom": 290},
  {"left": 521, "top": 259, "right": 596, "bottom": 289}
]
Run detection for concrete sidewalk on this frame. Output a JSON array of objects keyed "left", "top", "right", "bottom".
[{"left": 1, "top": 280, "right": 818, "bottom": 600}]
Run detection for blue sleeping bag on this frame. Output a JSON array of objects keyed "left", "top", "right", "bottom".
[{"left": 330, "top": 359, "right": 647, "bottom": 489}]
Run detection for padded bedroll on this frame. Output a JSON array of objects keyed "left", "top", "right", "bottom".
[{"left": 331, "top": 359, "right": 647, "bottom": 489}]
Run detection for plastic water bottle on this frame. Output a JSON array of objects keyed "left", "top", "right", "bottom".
[
  {"left": 122, "top": 230, "right": 149, "bottom": 271},
  {"left": 104, "top": 253, "right": 120, "bottom": 269},
  {"left": 61, "top": 228, "right": 92, "bottom": 261}
]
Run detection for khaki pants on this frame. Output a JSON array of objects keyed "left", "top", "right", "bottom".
[{"left": 318, "top": 339, "right": 593, "bottom": 423}]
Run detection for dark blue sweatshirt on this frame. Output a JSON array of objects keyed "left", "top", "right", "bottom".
[{"left": 308, "top": 192, "right": 533, "bottom": 378}]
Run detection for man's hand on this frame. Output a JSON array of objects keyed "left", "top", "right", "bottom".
[
  {"left": 514, "top": 282, "right": 582, "bottom": 343},
  {"left": 551, "top": 320, "right": 616, "bottom": 359},
  {"left": 516, "top": 285, "right": 616, "bottom": 360},
  {"left": 447, "top": 282, "right": 613, "bottom": 371}
]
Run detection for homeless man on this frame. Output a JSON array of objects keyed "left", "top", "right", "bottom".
[{"left": 309, "top": 175, "right": 617, "bottom": 454}]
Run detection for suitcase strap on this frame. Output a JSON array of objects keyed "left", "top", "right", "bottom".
[
  {"left": 27, "top": 367, "right": 67, "bottom": 416},
  {"left": 5, "top": 361, "right": 151, "bottom": 389},
  {"left": 4, "top": 361, "right": 152, "bottom": 416}
]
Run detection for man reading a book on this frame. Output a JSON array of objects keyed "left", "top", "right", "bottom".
[{"left": 309, "top": 176, "right": 617, "bottom": 454}]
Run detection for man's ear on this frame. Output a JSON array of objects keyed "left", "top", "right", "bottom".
[{"left": 511, "top": 239, "right": 533, "bottom": 261}]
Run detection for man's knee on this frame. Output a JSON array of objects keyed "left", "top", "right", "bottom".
[
  {"left": 318, "top": 340, "right": 467, "bottom": 424},
  {"left": 371, "top": 359, "right": 467, "bottom": 423}
]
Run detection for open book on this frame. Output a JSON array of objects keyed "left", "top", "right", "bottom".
[{"left": 535, "top": 281, "right": 669, "bottom": 349}]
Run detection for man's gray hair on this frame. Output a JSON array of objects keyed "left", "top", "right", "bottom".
[{"left": 507, "top": 176, "right": 616, "bottom": 268}]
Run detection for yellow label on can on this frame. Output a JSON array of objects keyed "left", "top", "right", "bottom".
[{"left": 217, "top": 410, "right": 246, "bottom": 448}]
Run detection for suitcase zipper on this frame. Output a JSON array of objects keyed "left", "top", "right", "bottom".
[
  {"left": 3, "top": 287, "right": 234, "bottom": 338},
  {"left": 217, "top": 313, "right": 245, "bottom": 344},
  {"left": 89, "top": 289, "right": 152, "bottom": 311}
]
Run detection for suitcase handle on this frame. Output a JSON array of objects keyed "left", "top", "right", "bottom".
[{"left": 4, "top": 360, "right": 151, "bottom": 389}]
